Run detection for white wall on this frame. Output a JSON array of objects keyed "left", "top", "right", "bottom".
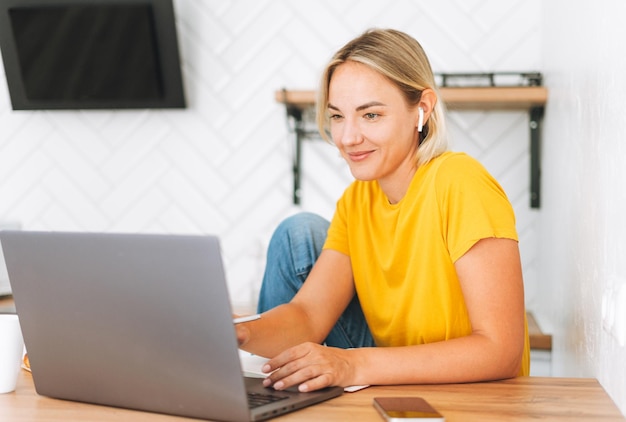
[{"left": 541, "top": 0, "right": 626, "bottom": 413}]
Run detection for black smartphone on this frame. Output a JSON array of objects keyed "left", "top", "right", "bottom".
[{"left": 373, "top": 397, "right": 445, "bottom": 421}]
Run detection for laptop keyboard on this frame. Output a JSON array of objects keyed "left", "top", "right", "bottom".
[{"left": 247, "top": 391, "right": 289, "bottom": 409}]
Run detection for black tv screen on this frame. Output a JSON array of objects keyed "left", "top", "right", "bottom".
[{"left": 0, "top": 0, "right": 186, "bottom": 110}]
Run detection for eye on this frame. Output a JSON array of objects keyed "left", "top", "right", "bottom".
[
  {"left": 364, "top": 112, "right": 379, "bottom": 120},
  {"left": 329, "top": 113, "right": 343, "bottom": 120}
]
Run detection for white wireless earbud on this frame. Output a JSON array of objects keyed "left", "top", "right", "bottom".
[{"left": 417, "top": 107, "right": 424, "bottom": 133}]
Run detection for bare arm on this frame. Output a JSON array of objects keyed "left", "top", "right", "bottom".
[
  {"left": 347, "top": 237, "right": 525, "bottom": 384},
  {"left": 236, "top": 249, "right": 356, "bottom": 358},
  {"left": 261, "top": 237, "right": 526, "bottom": 391}
]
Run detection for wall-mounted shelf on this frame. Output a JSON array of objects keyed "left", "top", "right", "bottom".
[
  {"left": 276, "top": 73, "right": 547, "bottom": 207},
  {"left": 275, "top": 86, "right": 547, "bottom": 111}
]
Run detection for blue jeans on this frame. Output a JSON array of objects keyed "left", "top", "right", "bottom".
[{"left": 257, "top": 212, "right": 375, "bottom": 348}]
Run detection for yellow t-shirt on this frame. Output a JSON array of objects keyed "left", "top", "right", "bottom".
[{"left": 324, "top": 151, "right": 530, "bottom": 376}]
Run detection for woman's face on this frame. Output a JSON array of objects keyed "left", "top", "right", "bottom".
[{"left": 328, "top": 61, "right": 421, "bottom": 187}]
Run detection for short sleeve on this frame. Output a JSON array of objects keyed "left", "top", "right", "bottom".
[{"left": 435, "top": 154, "right": 518, "bottom": 262}]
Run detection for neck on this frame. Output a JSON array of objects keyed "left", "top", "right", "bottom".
[{"left": 379, "top": 165, "right": 417, "bottom": 204}]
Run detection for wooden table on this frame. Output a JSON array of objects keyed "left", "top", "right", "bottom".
[{"left": 1, "top": 370, "right": 623, "bottom": 421}]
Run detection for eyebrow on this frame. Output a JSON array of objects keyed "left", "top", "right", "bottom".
[{"left": 327, "top": 101, "right": 387, "bottom": 112}]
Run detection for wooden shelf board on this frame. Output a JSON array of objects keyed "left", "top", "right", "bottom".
[
  {"left": 275, "top": 86, "right": 547, "bottom": 111},
  {"left": 527, "top": 312, "right": 553, "bottom": 351},
  {"left": 441, "top": 86, "right": 547, "bottom": 110}
]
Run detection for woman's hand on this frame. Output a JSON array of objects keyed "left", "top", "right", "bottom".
[{"left": 261, "top": 343, "right": 356, "bottom": 392}]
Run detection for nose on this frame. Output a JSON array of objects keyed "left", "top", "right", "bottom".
[{"left": 334, "top": 119, "right": 363, "bottom": 147}]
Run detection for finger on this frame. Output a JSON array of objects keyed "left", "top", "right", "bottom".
[
  {"left": 263, "top": 343, "right": 312, "bottom": 373},
  {"left": 264, "top": 349, "right": 337, "bottom": 392},
  {"left": 270, "top": 364, "right": 335, "bottom": 392},
  {"left": 235, "top": 325, "right": 250, "bottom": 347},
  {"left": 297, "top": 372, "right": 334, "bottom": 392},
  {"left": 262, "top": 356, "right": 306, "bottom": 387},
  {"left": 266, "top": 364, "right": 321, "bottom": 391}
]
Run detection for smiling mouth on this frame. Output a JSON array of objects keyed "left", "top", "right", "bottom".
[{"left": 347, "top": 150, "right": 373, "bottom": 162}]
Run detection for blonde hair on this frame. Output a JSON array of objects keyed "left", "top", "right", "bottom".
[{"left": 316, "top": 28, "right": 448, "bottom": 167}]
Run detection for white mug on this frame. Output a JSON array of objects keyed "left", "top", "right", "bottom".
[{"left": 0, "top": 314, "right": 24, "bottom": 394}]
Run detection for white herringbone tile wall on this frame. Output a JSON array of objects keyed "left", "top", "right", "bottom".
[{"left": 0, "top": 0, "right": 541, "bottom": 310}]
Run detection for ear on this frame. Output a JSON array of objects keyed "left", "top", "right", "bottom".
[{"left": 416, "top": 88, "right": 437, "bottom": 129}]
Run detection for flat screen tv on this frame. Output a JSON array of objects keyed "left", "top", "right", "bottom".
[{"left": 0, "top": 0, "right": 186, "bottom": 110}]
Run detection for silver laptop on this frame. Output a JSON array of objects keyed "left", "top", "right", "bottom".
[{"left": 0, "top": 231, "right": 342, "bottom": 422}]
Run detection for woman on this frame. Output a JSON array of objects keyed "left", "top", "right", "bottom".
[{"left": 236, "top": 28, "right": 530, "bottom": 393}]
